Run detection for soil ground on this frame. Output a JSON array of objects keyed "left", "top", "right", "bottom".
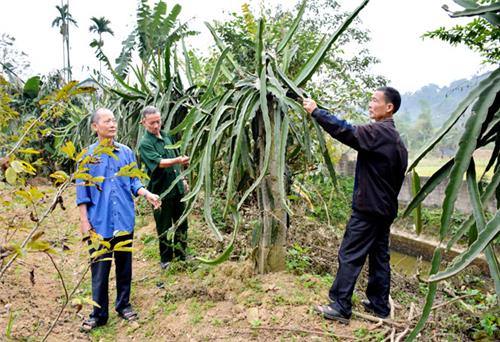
[{"left": 0, "top": 186, "right": 497, "bottom": 341}]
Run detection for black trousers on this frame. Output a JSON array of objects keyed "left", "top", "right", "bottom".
[
  {"left": 153, "top": 194, "right": 188, "bottom": 263},
  {"left": 329, "top": 212, "right": 392, "bottom": 318},
  {"left": 88, "top": 233, "right": 133, "bottom": 323}
]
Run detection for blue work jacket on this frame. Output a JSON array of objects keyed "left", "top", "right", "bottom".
[{"left": 76, "top": 141, "right": 144, "bottom": 238}]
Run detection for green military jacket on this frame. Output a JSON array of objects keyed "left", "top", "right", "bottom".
[{"left": 138, "top": 130, "right": 184, "bottom": 199}]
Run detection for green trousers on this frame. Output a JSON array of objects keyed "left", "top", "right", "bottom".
[{"left": 153, "top": 194, "right": 188, "bottom": 263}]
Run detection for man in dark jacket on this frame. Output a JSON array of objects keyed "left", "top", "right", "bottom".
[{"left": 303, "top": 87, "right": 408, "bottom": 323}]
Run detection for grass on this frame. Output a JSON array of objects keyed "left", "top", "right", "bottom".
[{"left": 414, "top": 155, "right": 494, "bottom": 179}]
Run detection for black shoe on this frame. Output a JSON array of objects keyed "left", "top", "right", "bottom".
[
  {"left": 313, "top": 304, "right": 350, "bottom": 324},
  {"left": 361, "top": 299, "right": 389, "bottom": 319}
]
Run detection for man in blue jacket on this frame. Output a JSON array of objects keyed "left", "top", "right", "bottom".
[
  {"left": 303, "top": 87, "right": 408, "bottom": 323},
  {"left": 76, "top": 108, "right": 160, "bottom": 332}
]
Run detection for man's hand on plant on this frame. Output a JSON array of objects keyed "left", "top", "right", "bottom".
[
  {"left": 302, "top": 98, "right": 318, "bottom": 114},
  {"left": 177, "top": 155, "right": 190, "bottom": 166},
  {"left": 145, "top": 191, "right": 161, "bottom": 209}
]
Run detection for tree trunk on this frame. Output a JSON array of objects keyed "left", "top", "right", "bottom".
[
  {"left": 61, "top": 31, "right": 66, "bottom": 83},
  {"left": 254, "top": 101, "right": 288, "bottom": 274},
  {"left": 66, "top": 29, "right": 71, "bottom": 81}
]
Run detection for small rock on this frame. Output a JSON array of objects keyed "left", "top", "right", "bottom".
[{"left": 247, "top": 307, "right": 259, "bottom": 323}]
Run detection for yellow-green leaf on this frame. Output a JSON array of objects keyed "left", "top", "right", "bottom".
[
  {"left": 113, "top": 239, "right": 133, "bottom": 250},
  {"left": 27, "top": 240, "right": 51, "bottom": 252},
  {"left": 61, "top": 141, "right": 76, "bottom": 159},
  {"left": 18, "top": 148, "right": 40, "bottom": 154},
  {"left": 80, "top": 297, "right": 101, "bottom": 308},
  {"left": 91, "top": 176, "right": 105, "bottom": 183},
  {"left": 75, "top": 149, "right": 88, "bottom": 163},
  {"left": 99, "top": 240, "right": 111, "bottom": 250},
  {"left": 10, "top": 160, "right": 24, "bottom": 173},
  {"left": 5, "top": 167, "right": 17, "bottom": 185},
  {"left": 15, "top": 190, "right": 32, "bottom": 202},
  {"left": 113, "top": 247, "right": 135, "bottom": 253},
  {"left": 74, "top": 173, "right": 92, "bottom": 181},
  {"left": 50, "top": 170, "right": 69, "bottom": 184},
  {"left": 90, "top": 248, "right": 110, "bottom": 259},
  {"left": 28, "top": 187, "right": 44, "bottom": 201}
]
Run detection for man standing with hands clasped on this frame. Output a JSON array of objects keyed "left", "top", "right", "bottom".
[
  {"left": 303, "top": 87, "right": 408, "bottom": 323},
  {"left": 139, "top": 106, "right": 190, "bottom": 271},
  {"left": 77, "top": 108, "right": 160, "bottom": 332}
]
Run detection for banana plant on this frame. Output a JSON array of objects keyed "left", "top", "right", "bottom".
[
  {"left": 165, "top": 0, "right": 370, "bottom": 273},
  {"left": 403, "top": 2, "right": 500, "bottom": 340},
  {"left": 87, "top": 0, "right": 196, "bottom": 149}
]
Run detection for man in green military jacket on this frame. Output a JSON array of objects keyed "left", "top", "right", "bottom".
[{"left": 139, "top": 106, "right": 190, "bottom": 270}]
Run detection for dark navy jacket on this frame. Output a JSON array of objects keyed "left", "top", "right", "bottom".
[{"left": 312, "top": 109, "right": 408, "bottom": 220}]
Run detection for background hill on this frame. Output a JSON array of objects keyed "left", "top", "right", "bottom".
[{"left": 394, "top": 71, "right": 492, "bottom": 156}]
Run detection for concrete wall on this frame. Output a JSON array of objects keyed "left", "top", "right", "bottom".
[
  {"left": 398, "top": 174, "right": 497, "bottom": 214},
  {"left": 337, "top": 154, "right": 498, "bottom": 214}
]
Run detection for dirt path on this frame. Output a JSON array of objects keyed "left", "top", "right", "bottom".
[
  {"left": 1, "top": 187, "right": 493, "bottom": 341},
  {"left": 0, "top": 188, "right": 373, "bottom": 341}
]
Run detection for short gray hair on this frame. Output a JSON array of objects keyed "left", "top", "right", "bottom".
[
  {"left": 141, "top": 106, "right": 160, "bottom": 119},
  {"left": 91, "top": 108, "right": 113, "bottom": 124}
]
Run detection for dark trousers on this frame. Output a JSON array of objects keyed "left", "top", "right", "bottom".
[
  {"left": 153, "top": 195, "right": 188, "bottom": 263},
  {"left": 88, "top": 233, "right": 133, "bottom": 323},
  {"left": 329, "top": 212, "right": 392, "bottom": 318}
]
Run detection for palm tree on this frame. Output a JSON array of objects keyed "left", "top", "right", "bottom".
[
  {"left": 89, "top": 16, "right": 114, "bottom": 48},
  {"left": 89, "top": 16, "right": 114, "bottom": 75},
  {"left": 51, "top": 2, "right": 78, "bottom": 82}
]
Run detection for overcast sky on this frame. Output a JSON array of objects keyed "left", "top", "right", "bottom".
[{"left": 0, "top": 0, "right": 492, "bottom": 93}]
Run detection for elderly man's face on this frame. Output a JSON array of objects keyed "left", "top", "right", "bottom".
[
  {"left": 368, "top": 91, "right": 393, "bottom": 121},
  {"left": 142, "top": 112, "right": 162, "bottom": 136},
  {"left": 92, "top": 111, "right": 117, "bottom": 140}
]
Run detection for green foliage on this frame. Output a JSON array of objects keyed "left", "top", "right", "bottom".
[
  {"left": 86, "top": 0, "right": 197, "bottom": 151},
  {"left": 477, "top": 313, "right": 499, "bottom": 338},
  {"left": 405, "top": 3, "right": 500, "bottom": 341},
  {"left": 424, "top": 16, "right": 499, "bottom": 65},
  {"left": 293, "top": 172, "right": 353, "bottom": 227},
  {"left": 168, "top": 1, "right": 371, "bottom": 271},
  {"left": 286, "top": 243, "right": 312, "bottom": 274},
  {"left": 89, "top": 16, "right": 114, "bottom": 49},
  {"left": 213, "top": 0, "right": 386, "bottom": 120}
]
